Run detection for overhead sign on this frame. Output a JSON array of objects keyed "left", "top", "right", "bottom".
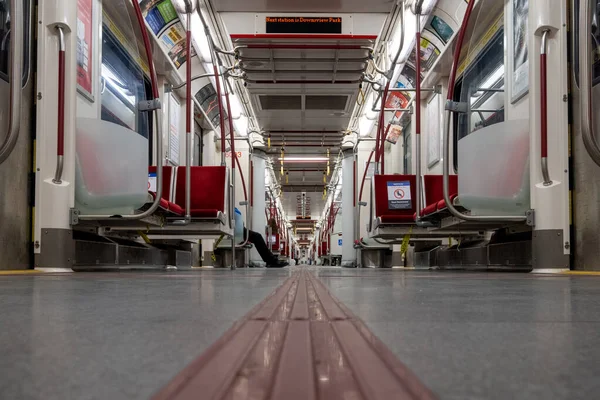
[
  {"left": 266, "top": 16, "right": 342, "bottom": 34},
  {"left": 387, "top": 181, "right": 412, "bottom": 210}
]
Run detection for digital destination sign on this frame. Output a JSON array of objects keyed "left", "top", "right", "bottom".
[{"left": 266, "top": 16, "right": 342, "bottom": 34}]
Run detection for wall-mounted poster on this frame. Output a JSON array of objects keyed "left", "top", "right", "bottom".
[
  {"left": 386, "top": 124, "right": 402, "bottom": 144},
  {"left": 76, "top": 0, "right": 93, "bottom": 99},
  {"left": 159, "top": 21, "right": 196, "bottom": 69},
  {"left": 401, "top": 64, "right": 418, "bottom": 88},
  {"left": 427, "top": 16, "right": 454, "bottom": 44},
  {"left": 407, "top": 37, "right": 440, "bottom": 74},
  {"left": 512, "top": 0, "right": 529, "bottom": 103},
  {"left": 385, "top": 91, "right": 409, "bottom": 111},
  {"left": 141, "top": 0, "right": 178, "bottom": 34},
  {"left": 195, "top": 83, "right": 221, "bottom": 127}
]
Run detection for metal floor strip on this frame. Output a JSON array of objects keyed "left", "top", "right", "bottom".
[{"left": 152, "top": 269, "right": 436, "bottom": 400}]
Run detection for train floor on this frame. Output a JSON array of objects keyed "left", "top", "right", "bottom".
[{"left": 0, "top": 267, "right": 599, "bottom": 399}]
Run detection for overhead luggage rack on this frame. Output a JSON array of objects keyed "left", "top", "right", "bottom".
[{"left": 229, "top": 34, "right": 377, "bottom": 86}]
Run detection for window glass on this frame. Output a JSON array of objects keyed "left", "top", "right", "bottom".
[
  {"left": 455, "top": 29, "right": 505, "bottom": 141},
  {"left": 0, "top": 0, "right": 31, "bottom": 85},
  {"left": 100, "top": 24, "right": 150, "bottom": 138}
]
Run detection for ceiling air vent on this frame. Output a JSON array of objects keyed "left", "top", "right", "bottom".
[
  {"left": 305, "top": 95, "right": 348, "bottom": 110},
  {"left": 259, "top": 95, "right": 302, "bottom": 110}
]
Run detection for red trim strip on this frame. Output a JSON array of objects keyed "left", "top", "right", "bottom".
[{"left": 231, "top": 34, "right": 377, "bottom": 40}]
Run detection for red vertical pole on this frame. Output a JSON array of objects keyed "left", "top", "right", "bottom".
[
  {"left": 186, "top": 30, "right": 192, "bottom": 144},
  {"left": 415, "top": 31, "right": 421, "bottom": 138}
]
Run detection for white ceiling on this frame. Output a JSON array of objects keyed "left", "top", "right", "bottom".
[
  {"left": 214, "top": 4, "right": 389, "bottom": 238},
  {"left": 281, "top": 190, "right": 325, "bottom": 222},
  {"left": 212, "top": 0, "right": 396, "bottom": 13}
]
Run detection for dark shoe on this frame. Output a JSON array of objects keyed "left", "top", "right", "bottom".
[{"left": 267, "top": 260, "right": 289, "bottom": 268}]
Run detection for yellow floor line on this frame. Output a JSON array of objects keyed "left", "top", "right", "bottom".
[
  {"left": 0, "top": 270, "right": 44, "bottom": 275},
  {"left": 560, "top": 271, "right": 600, "bottom": 276}
]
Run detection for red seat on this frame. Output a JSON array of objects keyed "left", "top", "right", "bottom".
[
  {"left": 437, "top": 193, "right": 458, "bottom": 211},
  {"left": 175, "top": 166, "right": 227, "bottom": 219},
  {"left": 374, "top": 175, "right": 417, "bottom": 225},
  {"left": 148, "top": 166, "right": 184, "bottom": 216},
  {"left": 320, "top": 240, "right": 328, "bottom": 255},
  {"left": 421, "top": 175, "right": 458, "bottom": 216}
]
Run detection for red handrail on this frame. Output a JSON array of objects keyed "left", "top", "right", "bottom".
[
  {"left": 378, "top": 123, "right": 392, "bottom": 175},
  {"left": 415, "top": 30, "right": 421, "bottom": 137},
  {"left": 353, "top": 159, "right": 356, "bottom": 206},
  {"left": 186, "top": 29, "right": 192, "bottom": 143},
  {"left": 447, "top": 0, "right": 476, "bottom": 100},
  {"left": 540, "top": 53, "right": 547, "bottom": 157},
  {"left": 53, "top": 26, "right": 66, "bottom": 184},
  {"left": 131, "top": 1, "right": 159, "bottom": 98},
  {"left": 540, "top": 29, "right": 552, "bottom": 185},
  {"left": 57, "top": 41, "right": 65, "bottom": 157}
]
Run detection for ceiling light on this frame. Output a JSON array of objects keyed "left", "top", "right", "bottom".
[
  {"left": 233, "top": 115, "right": 248, "bottom": 136},
  {"left": 420, "top": 0, "right": 438, "bottom": 15},
  {"left": 172, "top": 0, "right": 198, "bottom": 13},
  {"left": 359, "top": 116, "right": 375, "bottom": 137},
  {"left": 190, "top": 13, "right": 212, "bottom": 63},
  {"left": 229, "top": 95, "right": 243, "bottom": 119},
  {"left": 278, "top": 157, "right": 330, "bottom": 162}
]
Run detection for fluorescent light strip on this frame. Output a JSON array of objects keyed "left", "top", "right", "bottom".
[{"left": 278, "top": 157, "right": 330, "bottom": 162}]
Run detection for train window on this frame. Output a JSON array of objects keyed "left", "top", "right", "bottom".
[
  {"left": 0, "top": 0, "right": 31, "bottom": 85},
  {"left": 453, "top": 29, "right": 505, "bottom": 169},
  {"left": 100, "top": 25, "right": 151, "bottom": 139},
  {"left": 573, "top": 0, "right": 600, "bottom": 86}
]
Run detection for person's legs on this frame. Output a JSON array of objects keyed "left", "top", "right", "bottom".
[{"left": 245, "top": 228, "right": 288, "bottom": 267}]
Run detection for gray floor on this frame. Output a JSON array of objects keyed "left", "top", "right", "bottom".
[
  {"left": 317, "top": 268, "right": 600, "bottom": 400},
  {"left": 0, "top": 269, "right": 291, "bottom": 400},
  {"left": 1, "top": 268, "right": 599, "bottom": 400}
]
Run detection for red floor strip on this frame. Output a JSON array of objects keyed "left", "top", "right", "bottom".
[{"left": 152, "top": 269, "right": 436, "bottom": 400}]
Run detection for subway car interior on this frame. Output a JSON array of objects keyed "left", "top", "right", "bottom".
[{"left": 1, "top": 0, "right": 600, "bottom": 398}]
